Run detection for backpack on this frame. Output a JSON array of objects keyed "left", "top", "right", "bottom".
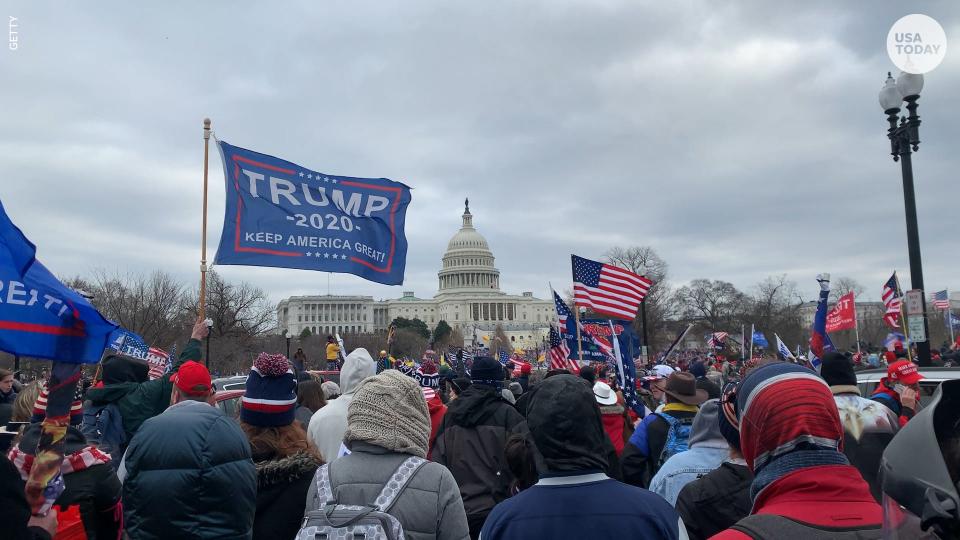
[
  {"left": 656, "top": 412, "right": 694, "bottom": 467},
  {"left": 297, "top": 456, "right": 427, "bottom": 540},
  {"left": 730, "top": 514, "right": 881, "bottom": 539},
  {"left": 80, "top": 401, "right": 127, "bottom": 466}
]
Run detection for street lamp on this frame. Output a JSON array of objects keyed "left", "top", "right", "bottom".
[{"left": 879, "top": 71, "right": 931, "bottom": 366}]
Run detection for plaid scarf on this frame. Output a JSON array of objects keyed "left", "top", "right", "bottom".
[{"left": 8, "top": 444, "right": 112, "bottom": 481}]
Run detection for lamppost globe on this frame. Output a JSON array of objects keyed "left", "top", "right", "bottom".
[
  {"left": 896, "top": 71, "right": 924, "bottom": 99},
  {"left": 879, "top": 72, "right": 902, "bottom": 112}
]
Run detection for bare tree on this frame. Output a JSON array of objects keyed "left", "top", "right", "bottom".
[
  {"left": 676, "top": 279, "right": 747, "bottom": 332},
  {"left": 493, "top": 324, "right": 512, "bottom": 356},
  {"left": 831, "top": 276, "right": 866, "bottom": 303},
  {"left": 604, "top": 246, "right": 676, "bottom": 351},
  {"left": 83, "top": 270, "right": 190, "bottom": 348},
  {"left": 604, "top": 246, "right": 668, "bottom": 282},
  {"left": 744, "top": 275, "right": 805, "bottom": 348}
]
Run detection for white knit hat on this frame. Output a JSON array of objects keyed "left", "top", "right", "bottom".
[{"left": 343, "top": 370, "right": 431, "bottom": 458}]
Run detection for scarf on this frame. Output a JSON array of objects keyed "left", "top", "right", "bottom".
[
  {"left": 8, "top": 444, "right": 112, "bottom": 481},
  {"left": 750, "top": 448, "right": 849, "bottom": 502}
]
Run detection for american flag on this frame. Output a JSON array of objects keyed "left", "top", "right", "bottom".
[
  {"left": 497, "top": 349, "right": 510, "bottom": 366},
  {"left": 932, "top": 289, "right": 950, "bottom": 310},
  {"left": 145, "top": 347, "right": 169, "bottom": 380},
  {"left": 708, "top": 332, "right": 728, "bottom": 349},
  {"left": 572, "top": 255, "right": 653, "bottom": 320},
  {"left": 552, "top": 290, "right": 572, "bottom": 335},
  {"left": 882, "top": 273, "right": 902, "bottom": 328},
  {"left": 456, "top": 348, "right": 474, "bottom": 376},
  {"left": 548, "top": 325, "right": 577, "bottom": 373}
]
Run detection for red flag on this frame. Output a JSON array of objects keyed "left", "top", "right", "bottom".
[{"left": 826, "top": 292, "right": 857, "bottom": 333}]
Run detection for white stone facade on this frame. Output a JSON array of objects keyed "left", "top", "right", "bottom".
[{"left": 277, "top": 200, "right": 555, "bottom": 349}]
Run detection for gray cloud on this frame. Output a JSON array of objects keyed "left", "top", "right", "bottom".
[{"left": 1, "top": 1, "right": 957, "bottom": 314}]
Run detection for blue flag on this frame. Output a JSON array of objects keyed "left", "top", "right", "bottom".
[
  {"left": 215, "top": 141, "right": 413, "bottom": 285},
  {"left": 0, "top": 199, "right": 117, "bottom": 363},
  {"left": 948, "top": 312, "right": 960, "bottom": 331},
  {"left": 498, "top": 349, "right": 510, "bottom": 366},
  {"left": 106, "top": 328, "right": 150, "bottom": 360},
  {"left": 751, "top": 331, "right": 769, "bottom": 348}
]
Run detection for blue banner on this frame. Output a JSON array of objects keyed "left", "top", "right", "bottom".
[
  {"left": 751, "top": 331, "right": 769, "bottom": 348},
  {"left": 215, "top": 141, "right": 413, "bottom": 285},
  {"left": 572, "top": 319, "right": 641, "bottom": 362},
  {"left": 0, "top": 199, "right": 117, "bottom": 363}
]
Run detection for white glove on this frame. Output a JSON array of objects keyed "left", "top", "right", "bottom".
[{"left": 817, "top": 273, "right": 830, "bottom": 292}]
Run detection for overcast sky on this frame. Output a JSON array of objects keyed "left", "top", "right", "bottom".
[{"left": 2, "top": 1, "right": 958, "bottom": 310}]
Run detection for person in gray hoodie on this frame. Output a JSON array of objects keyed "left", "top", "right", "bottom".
[
  {"left": 304, "top": 370, "right": 469, "bottom": 540},
  {"left": 307, "top": 348, "right": 376, "bottom": 462},
  {"left": 648, "top": 398, "right": 729, "bottom": 505}
]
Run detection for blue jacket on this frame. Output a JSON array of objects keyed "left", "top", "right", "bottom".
[
  {"left": 649, "top": 444, "right": 729, "bottom": 505},
  {"left": 122, "top": 400, "right": 257, "bottom": 540},
  {"left": 480, "top": 472, "right": 688, "bottom": 539}
]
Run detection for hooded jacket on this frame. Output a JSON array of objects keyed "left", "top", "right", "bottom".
[
  {"left": 307, "top": 348, "right": 376, "bottom": 462},
  {"left": 480, "top": 376, "right": 687, "bottom": 540},
  {"left": 649, "top": 399, "right": 729, "bottom": 505},
  {"left": 9, "top": 425, "right": 121, "bottom": 540},
  {"left": 252, "top": 451, "right": 324, "bottom": 540},
  {"left": 831, "top": 387, "right": 899, "bottom": 502},
  {"left": 431, "top": 383, "right": 527, "bottom": 524},
  {"left": 84, "top": 338, "right": 202, "bottom": 441},
  {"left": 425, "top": 393, "right": 447, "bottom": 457},
  {"left": 675, "top": 461, "right": 752, "bottom": 540},
  {"left": 122, "top": 400, "right": 257, "bottom": 540},
  {"left": 306, "top": 441, "right": 469, "bottom": 540}
]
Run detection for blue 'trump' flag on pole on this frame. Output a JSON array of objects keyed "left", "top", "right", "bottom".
[
  {"left": 215, "top": 141, "right": 413, "bottom": 285},
  {"left": 0, "top": 199, "right": 117, "bottom": 363},
  {"left": 107, "top": 328, "right": 150, "bottom": 359},
  {"left": 751, "top": 331, "right": 769, "bottom": 348},
  {"left": 809, "top": 274, "right": 835, "bottom": 371}
]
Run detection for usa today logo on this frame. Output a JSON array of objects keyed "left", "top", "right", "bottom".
[{"left": 887, "top": 14, "right": 947, "bottom": 74}]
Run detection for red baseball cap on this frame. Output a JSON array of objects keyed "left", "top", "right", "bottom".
[
  {"left": 170, "top": 360, "right": 212, "bottom": 395},
  {"left": 887, "top": 360, "right": 922, "bottom": 385}
]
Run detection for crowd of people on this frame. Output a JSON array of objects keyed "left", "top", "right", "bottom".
[{"left": 1, "top": 318, "right": 958, "bottom": 539}]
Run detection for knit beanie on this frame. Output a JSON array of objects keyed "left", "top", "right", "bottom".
[
  {"left": 470, "top": 356, "right": 503, "bottom": 387},
  {"left": 343, "top": 370, "right": 430, "bottom": 458},
  {"left": 689, "top": 360, "right": 707, "bottom": 380},
  {"left": 735, "top": 362, "right": 843, "bottom": 473},
  {"left": 718, "top": 382, "right": 741, "bottom": 451},
  {"left": 415, "top": 359, "right": 440, "bottom": 390},
  {"left": 32, "top": 384, "right": 83, "bottom": 426},
  {"left": 241, "top": 353, "right": 297, "bottom": 427},
  {"left": 819, "top": 351, "right": 857, "bottom": 388}
]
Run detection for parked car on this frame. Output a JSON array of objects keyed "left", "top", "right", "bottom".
[
  {"left": 856, "top": 366, "right": 959, "bottom": 401},
  {"left": 212, "top": 375, "right": 247, "bottom": 392},
  {"left": 214, "top": 389, "right": 244, "bottom": 420}
]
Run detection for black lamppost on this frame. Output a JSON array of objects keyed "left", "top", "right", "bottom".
[
  {"left": 879, "top": 71, "right": 931, "bottom": 367},
  {"left": 284, "top": 329, "right": 291, "bottom": 358}
]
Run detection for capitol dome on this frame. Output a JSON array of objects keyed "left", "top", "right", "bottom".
[{"left": 437, "top": 199, "right": 501, "bottom": 293}]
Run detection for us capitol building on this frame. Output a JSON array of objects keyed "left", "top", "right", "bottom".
[{"left": 276, "top": 200, "right": 555, "bottom": 348}]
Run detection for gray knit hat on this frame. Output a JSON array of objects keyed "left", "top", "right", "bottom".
[{"left": 343, "top": 370, "right": 431, "bottom": 458}]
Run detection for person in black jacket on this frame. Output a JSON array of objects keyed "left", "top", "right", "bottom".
[
  {"left": 675, "top": 382, "right": 752, "bottom": 540},
  {"left": 621, "top": 371, "right": 706, "bottom": 488},
  {"left": 240, "top": 352, "right": 324, "bottom": 540},
  {"left": 432, "top": 356, "right": 528, "bottom": 539},
  {"left": 121, "top": 360, "right": 257, "bottom": 539},
  {"left": 7, "top": 385, "right": 122, "bottom": 540},
  {"left": 1, "top": 456, "right": 58, "bottom": 540}
]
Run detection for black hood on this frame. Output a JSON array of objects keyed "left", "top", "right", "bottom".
[
  {"left": 101, "top": 354, "right": 149, "bottom": 385},
  {"left": 445, "top": 384, "right": 505, "bottom": 428},
  {"left": 527, "top": 374, "right": 608, "bottom": 473},
  {"left": 19, "top": 424, "right": 88, "bottom": 456}
]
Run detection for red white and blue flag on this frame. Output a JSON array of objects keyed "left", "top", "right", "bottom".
[
  {"left": 932, "top": 289, "right": 950, "bottom": 310},
  {"left": 572, "top": 255, "right": 652, "bottom": 320},
  {"left": 548, "top": 325, "right": 577, "bottom": 373},
  {"left": 809, "top": 276, "right": 835, "bottom": 371},
  {"left": 882, "top": 273, "right": 902, "bottom": 329}
]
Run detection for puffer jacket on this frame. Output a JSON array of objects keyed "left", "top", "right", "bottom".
[
  {"left": 674, "top": 461, "right": 752, "bottom": 540},
  {"left": 84, "top": 338, "right": 202, "bottom": 441},
  {"left": 431, "top": 384, "right": 527, "bottom": 525},
  {"left": 122, "top": 400, "right": 257, "bottom": 540},
  {"left": 308, "top": 348, "right": 376, "bottom": 462},
  {"left": 306, "top": 441, "right": 469, "bottom": 540},
  {"left": 253, "top": 451, "right": 324, "bottom": 540}
]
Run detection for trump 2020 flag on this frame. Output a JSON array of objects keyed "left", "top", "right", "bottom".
[
  {"left": 775, "top": 333, "right": 796, "bottom": 361},
  {"left": 215, "top": 141, "right": 412, "bottom": 285},
  {"left": 0, "top": 199, "right": 117, "bottom": 363},
  {"left": 751, "top": 331, "right": 769, "bottom": 348}
]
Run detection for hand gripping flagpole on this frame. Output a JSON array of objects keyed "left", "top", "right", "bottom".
[{"left": 199, "top": 118, "right": 211, "bottom": 321}]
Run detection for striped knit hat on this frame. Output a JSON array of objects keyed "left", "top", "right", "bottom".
[
  {"left": 415, "top": 359, "right": 439, "bottom": 390},
  {"left": 241, "top": 353, "right": 297, "bottom": 427},
  {"left": 32, "top": 383, "right": 83, "bottom": 426},
  {"left": 735, "top": 362, "right": 843, "bottom": 472}
]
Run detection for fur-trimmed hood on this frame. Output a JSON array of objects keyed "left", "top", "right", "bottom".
[
  {"left": 255, "top": 451, "right": 323, "bottom": 489},
  {"left": 599, "top": 403, "right": 625, "bottom": 415}
]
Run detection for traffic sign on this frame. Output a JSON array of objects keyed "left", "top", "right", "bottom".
[
  {"left": 904, "top": 289, "right": 924, "bottom": 316},
  {"left": 907, "top": 315, "right": 927, "bottom": 342}
]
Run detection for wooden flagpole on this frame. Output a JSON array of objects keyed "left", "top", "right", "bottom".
[
  {"left": 199, "top": 118, "right": 211, "bottom": 320},
  {"left": 574, "top": 304, "right": 583, "bottom": 363}
]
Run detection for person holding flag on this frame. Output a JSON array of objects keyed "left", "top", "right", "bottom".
[{"left": 808, "top": 274, "right": 835, "bottom": 371}]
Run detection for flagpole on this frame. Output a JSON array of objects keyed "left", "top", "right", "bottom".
[
  {"left": 199, "top": 118, "right": 211, "bottom": 321},
  {"left": 894, "top": 271, "right": 913, "bottom": 363},
  {"left": 740, "top": 324, "right": 745, "bottom": 362},
  {"left": 948, "top": 289, "right": 955, "bottom": 345},
  {"left": 574, "top": 304, "right": 584, "bottom": 363},
  {"left": 749, "top": 323, "right": 755, "bottom": 359},
  {"left": 853, "top": 294, "right": 862, "bottom": 355}
]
